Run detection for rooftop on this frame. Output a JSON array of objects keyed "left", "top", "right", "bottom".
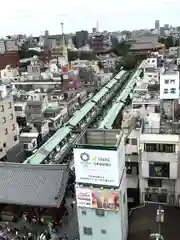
[
  {"left": 28, "top": 127, "right": 71, "bottom": 164},
  {"left": 0, "top": 163, "right": 68, "bottom": 207},
  {"left": 75, "top": 129, "right": 123, "bottom": 150}
]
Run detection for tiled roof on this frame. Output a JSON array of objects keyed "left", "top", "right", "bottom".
[
  {"left": 0, "top": 163, "right": 68, "bottom": 207},
  {"left": 130, "top": 42, "right": 155, "bottom": 50}
]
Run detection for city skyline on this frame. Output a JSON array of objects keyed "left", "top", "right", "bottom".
[{"left": 1, "top": 0, "right": 180, "bottom": 36}]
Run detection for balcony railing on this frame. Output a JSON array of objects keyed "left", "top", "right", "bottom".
[
  {"left": 141, "top": 151, "right": 178, "bottom": 162},
  {"left": 143, "top": 127, "right": 180, "bottom": 135},
  {"left": 142, "top": 190, "right": 178, "bottom": 206}
]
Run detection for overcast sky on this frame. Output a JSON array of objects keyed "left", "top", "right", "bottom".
[{"left": 1, "top": 0, "right": 180, "bottom": 36}]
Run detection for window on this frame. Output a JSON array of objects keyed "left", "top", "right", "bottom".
[
  {"left": 149, "top": 162, "right": 170, "bottom": 178},
  {"left": 2, "top": 117, "right": 6, "bottom": 123},
  {"left": 163, "top": 88, "right": 168, "bottom": 93},
  {"left": 8, "top": 102, "right": 12, "bottom": 108},
  {"left": 164, "top": 79, "right": 169, "bottom": 84},
  {"left": 14, "top": 135, "right": 18, "bottom": 141},
  {"left": 131, "top": 138, "right": 137, "bottom": 145},
  {"left": 126, "top": 165, "right": 132, "bottom": 175},
  {"left": 170, "top": 88, "right": 176, "bottom": 94},
  {"left": 81, "top": 210, "right": 86, "bottom": 215},
  {"left": 12, "top": 124, "right": 15, "bottom": 131},
  {"left": 148, "top": 179, "right": 162, "bottom": 187},
  {"left": 125, "top": 138, "right": 129, "bottom": 144},
  {"left": 170, "top": 79, "right": 175, "bottom": 84},
  {"left": 101, "top": 229, "right": 106, "bottom": 234},
  {"left": 9, "top": 113, "right": 13, "bottom": 120},
  {"left": 123, "top": 193, "right": 126, "bottom": 204},
  {"left": 144, "top": 143, "right": 175, "bottom": 153},
  {"left": 83, "top": 227, "right": 92, "bottom": 235},
  {"left": 3, "top": 142, "right": 6, "bottom": 148},
  {"left": 0, "top": 105, "right": 4, "bottom": 112},
  {"left": 4, "top": 128, "right": 8, "bottom": 135},
  {"left": 95, "top": 209, "right": 105, "bottom": 216}
]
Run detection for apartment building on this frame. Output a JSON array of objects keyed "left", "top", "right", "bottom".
[
  {"left": 139, "top": 133, "right": 179, "bottom": 205},
  {"left": 123, "top": 56, "right": 180, "bottom": 208},
  {"left": 0, "top": 93, "right": 19, "bottom": 160}
]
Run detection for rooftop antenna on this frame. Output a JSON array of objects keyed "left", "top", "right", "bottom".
[{"left": 61, "top": 22, "right": 65, "bottom": 45}]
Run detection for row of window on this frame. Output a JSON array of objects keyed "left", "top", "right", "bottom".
[
  {"left": 125, "top": 138, "right": 137, "bottom": 145},
  {"left": 0, "top": 135, "right": 18, "bottom": 152},
  {"left": 2, "top": 114, "right": 14, "bottom": 123},
  {"left": 4, "top": 125, "right": 16, "bottom": 135},
  {"left": 163, "top": 88, "right": 176, "bottom": 94},
  {"left": 144, "top": 143, "right": 175, "bottom": 153},
  {"left": 0, "top": 102, "right": 12, "bottom": 112},
  {"left": 148, "top": 179, "right": 162, "bottom": 187},
  {"left": 164, "top": 79, "right": 175, "bottom": 84}
]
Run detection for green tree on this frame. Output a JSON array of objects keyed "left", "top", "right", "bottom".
[
  {"left": 19, "top": 50, "right": 40, "bottom": 59},
  {"left": 112, "top": 41, "right": 130, "bottom": 56},
  {"left": 97, "top": 61, "right": 104, "bottom": 69},
  {"left": 158, "top": 36, "right": 174, "bottom": 48},
  {"left": 121, "top": 53, "right": 136, "bottom": 70},
  {"left": 68, "top": 51, "right": 79, "bottom": 61},
  {"left": 79, "top": 51, "right": 97, "bottom": 61}
]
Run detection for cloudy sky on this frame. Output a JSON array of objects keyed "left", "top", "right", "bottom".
[{"left": 1, "top": 0, "right": 180, "bottom": 36}]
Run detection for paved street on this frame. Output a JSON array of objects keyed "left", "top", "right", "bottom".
[
  {"left": 0, "top": 197, "right": 79, "bottom": 239},
  {"left": 128, "top": 203, "right": 180, "bottom": 240}
]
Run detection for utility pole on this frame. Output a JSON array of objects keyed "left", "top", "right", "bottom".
[{"left": 150, "top": 205, "right": 164, "bottom": 240}]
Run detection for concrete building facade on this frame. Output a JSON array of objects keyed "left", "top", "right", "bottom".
[
  {"left": 74, "top": 129, "right": 128, "bottom": 240},
  {"left": 0, "top": 94, "right": 19, "bottom": 160}
]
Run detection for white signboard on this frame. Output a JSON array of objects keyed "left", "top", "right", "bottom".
[
  {"left": 74, "top": 148, "right": 120, "bottom": 186},
  {"left": 76, "top": 188, "right": 92, "bottom": 208}
]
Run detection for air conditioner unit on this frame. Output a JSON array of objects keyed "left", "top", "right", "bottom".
[
  {"left": 161, "top": 188, "right": 167, "bottom": 193},
  {"left": 145, "top": 187, "right": 150, "bottom": 192},
  {"left": 152, "top": 188, "right": 159, "bottom": 193}
]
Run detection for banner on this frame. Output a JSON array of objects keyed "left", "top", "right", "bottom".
[
  {"left": 74, "top": 148, "right": 120, "bottom": 186},
  {"left": 76, "top": 188, "right": 120, "bottom": 212}
]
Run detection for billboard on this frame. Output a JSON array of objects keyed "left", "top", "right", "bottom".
[
  {"left": 74, "top": 148, "right": 119, "bottom": 186},
  {"left": 76, "top": 187, "right": 120, "bottom": 211}
]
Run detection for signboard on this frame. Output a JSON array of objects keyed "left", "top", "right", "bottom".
[
  {"left": 76, "top": 187, "right": 120, "bottom": 212},
  {"left": 74, "top": 148, "right": 119, "bottom": 186}
]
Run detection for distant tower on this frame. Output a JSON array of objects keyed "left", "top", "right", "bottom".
[
  {"left": 60, "top": 22, "right": 68, "bottom": 62},
  {"left": 96, "top": 20, "right": 99, "bottom": 32},
  {"left": 155, "top": 20, "right": 160, "bottom": 30}
]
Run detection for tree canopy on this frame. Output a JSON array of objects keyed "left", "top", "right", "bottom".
[
  {"left": 19, "top": 50, "right": 41, "bottom": 59},
  {"left": 158, "top": 36, "right": 177, "bottom": 48}
]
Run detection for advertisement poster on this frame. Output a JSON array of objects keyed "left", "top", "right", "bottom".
[
  {"left": 76, "top": 188, "right": 120, "bottom": 212},
  {"left": 74, "top": 148, "right": 119, "bottom": 186},
  {"left": 76, "top": 188, "right": 92, "bottom": 208}
]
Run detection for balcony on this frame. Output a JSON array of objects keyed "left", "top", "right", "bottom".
[{"left": 141, "top": 151, "right": 178, "bottom": 163}]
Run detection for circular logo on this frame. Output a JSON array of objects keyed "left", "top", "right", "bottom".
[{"left": 80, "top": 152, "right": 90, "bottom": 162}]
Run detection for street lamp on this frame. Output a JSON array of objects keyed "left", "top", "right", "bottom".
[
  {"left": 156, "top": 205, "right": 164, "bottom": 235},
  {"left": 150, "top": 233, "right": 164, "bottom": 240},
  {"left": 149, "top": 205, "right": 164, "bottom": 240}
]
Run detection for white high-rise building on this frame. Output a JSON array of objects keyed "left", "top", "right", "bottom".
[{"left": 74, "top": 129, "right": 128, "bottom": 240}]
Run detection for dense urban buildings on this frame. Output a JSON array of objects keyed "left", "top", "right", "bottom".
[{"left": 0, "top": 20, "right": 180, "bottom": 240}]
